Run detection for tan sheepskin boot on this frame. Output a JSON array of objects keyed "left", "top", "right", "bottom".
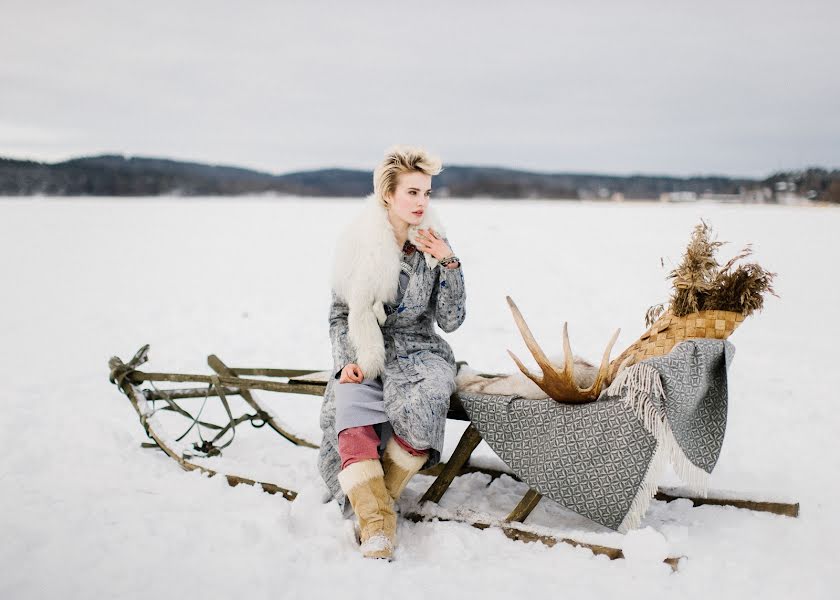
[
  {"left": 381, "top": 436, "right": 429, "bottom": 502},
  {"left": 337, "top": 459, "right": 397, "bottom": 559}
]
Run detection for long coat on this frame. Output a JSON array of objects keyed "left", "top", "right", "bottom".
[{"left": 317, "top": 220, "right": 467, "bottom": 517}]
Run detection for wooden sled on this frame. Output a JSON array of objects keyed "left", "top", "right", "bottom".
[{"left": 108, "top": 345, "right": 800, "bottom": 571}]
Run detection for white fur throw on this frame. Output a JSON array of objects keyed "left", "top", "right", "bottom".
[{"left": 455, "top": 355, "right": 599, "bottom": 400}]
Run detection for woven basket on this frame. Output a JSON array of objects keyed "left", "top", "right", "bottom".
[{"left": 608, "top": 309, "right": 745, "bottom": 381}]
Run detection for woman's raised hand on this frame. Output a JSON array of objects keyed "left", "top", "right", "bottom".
[
  {"left": 415, "top": 228, "right": 453, "bottom": 261},
  {"left": 339, "top": 363, "right": 365, "bottom": 383}
]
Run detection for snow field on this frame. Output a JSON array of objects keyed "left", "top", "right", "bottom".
[{"left": 1, "top": 197, "right": 838, "bottom": 598}]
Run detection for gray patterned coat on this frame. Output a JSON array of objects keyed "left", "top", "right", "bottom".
[{"left": 318, "top": 244, "right": 466, "bottom": 517}]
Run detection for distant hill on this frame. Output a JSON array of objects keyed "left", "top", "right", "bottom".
[{"left": 1, "top": 154, "right": 837, "bottom": 202}]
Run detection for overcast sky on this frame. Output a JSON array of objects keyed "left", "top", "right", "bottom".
[{"left": 1, "top": 0, "right": 837, "bottom": 178}]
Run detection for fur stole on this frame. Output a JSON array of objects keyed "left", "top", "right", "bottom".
[{"left": 331, "top": 193, "right": 446, "bottom": 378}]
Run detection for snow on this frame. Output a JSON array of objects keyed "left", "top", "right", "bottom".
[
  {"left": 1, "top": 196, "right": 838, "bottom": 598},
  {"left": 622, "top": 527, "right": 670, "bottom": 563}
]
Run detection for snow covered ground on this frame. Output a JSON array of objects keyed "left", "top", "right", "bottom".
[{"left": 2, "top": 196, "right": 838, "bottom": 599}]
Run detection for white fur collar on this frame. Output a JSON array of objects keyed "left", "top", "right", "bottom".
[{"left": 331, "top": 193, "right": 446, "bottom": 378}]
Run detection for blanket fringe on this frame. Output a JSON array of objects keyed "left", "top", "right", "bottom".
[{"left": 609, "top": 364, "right": 710, "bottom": 532}]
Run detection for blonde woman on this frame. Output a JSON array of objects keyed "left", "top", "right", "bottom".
[{"left": 318, "top": 146, "right": 466, "bottom": 560}]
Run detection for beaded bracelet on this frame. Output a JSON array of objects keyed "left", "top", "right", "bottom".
[{"left": 439, "top": 255, "right": 460, "bottom": 267}]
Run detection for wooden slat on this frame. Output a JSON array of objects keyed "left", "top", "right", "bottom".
[
  {"left": 142, "top": 386, "right": 242, "bottom": 401},
  {"left": 288, "top": 370, "right": 333, "bottom": 385},
  {"left": 654, "top": 490, "right": 800, "bottom": 517},
  {"left": 420, "top": 424, "right": 483, "bottom": 504},
  {"left": 226, "top": 367, "right": 323, "bottom": 378},
  {"left": 207, "top": 355, "right": 318, "bottom": 448},
  {"left": 505, "top": 489, "right": 543, "bottom": 523},
  {"left": 419, "top": 462, "right": 519, "bottom": 482},
  {"left": 403, "top": 510, "right": 680, "bottom": 571},
  {"left": 127, "top": 370, "right": 327, "bottom": 396}
]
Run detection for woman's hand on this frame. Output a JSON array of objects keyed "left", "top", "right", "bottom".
[
  {"left": 415, "top": 228, "right": 454, "bottom": 262},
  {"left": 339, "top": 363, "right": 365, "bottom": 383}
]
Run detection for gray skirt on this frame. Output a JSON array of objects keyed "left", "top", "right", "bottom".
[{"left": 334, "top": 376, "right": 388, "bottom": 433}]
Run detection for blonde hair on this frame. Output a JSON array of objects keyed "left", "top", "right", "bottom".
[{"left": 373, "top": 145, "right": 443, "bottom": 208}]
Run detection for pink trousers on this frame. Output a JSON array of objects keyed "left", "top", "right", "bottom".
[{"left": 338, "top": 425, "right": 427, "bottom": 470}]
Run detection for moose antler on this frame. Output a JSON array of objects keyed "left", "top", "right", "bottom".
[{"left": 505, "top": 296, "right": 620, "bottom": 403}]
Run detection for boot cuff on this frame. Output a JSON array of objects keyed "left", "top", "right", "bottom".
[
  {"left": 384, "top": 436, "right": 428, "bottom": 471},
  {"left": 337, "top": 459, "right": 384, "bottom": 493}
]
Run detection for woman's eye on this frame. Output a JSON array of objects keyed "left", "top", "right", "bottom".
[{"left": 409, "top": 190, "right": 416, "bottom": 195}]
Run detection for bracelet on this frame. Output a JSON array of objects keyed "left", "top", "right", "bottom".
[{"left": 439, "top": 255, "right": 460, "bottom": 267}]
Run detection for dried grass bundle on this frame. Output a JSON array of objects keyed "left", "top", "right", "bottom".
[
  {"left": 669, "top": 221, "right": 723, "bottom": 316},
  {"left": 645, "top": 221, "right": 778, "bottom": 323},
  {"left": 707, "top": 255, "right": 778, "bottom": 316}
]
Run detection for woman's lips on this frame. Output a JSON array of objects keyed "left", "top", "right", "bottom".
[{"left": 413, "top": 211, "right": 424, "bottom": 216}]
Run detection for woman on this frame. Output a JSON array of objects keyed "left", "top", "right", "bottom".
[{"left": 318, "top": 145, "right": 466, "bottom": 560}]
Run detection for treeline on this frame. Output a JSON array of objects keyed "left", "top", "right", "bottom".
[
  {"left": 436, "top": 166, "right": 753, "bottom": 199},
  {"left": 0, "top": 155, "right": 371, "bottom": 196},
  {"left": 763, "top": 168, "right": 840, "bottom": 203},
  {"left": 1, "top": 154, "right": 837, "bottom": 202}
]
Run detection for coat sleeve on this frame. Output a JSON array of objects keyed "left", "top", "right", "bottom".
[
  {"left": 329, "top": 290, "right": 357, "bottom": 379},
  {"left": 434, "top": 238, "right": 466, "bottom": 333}
]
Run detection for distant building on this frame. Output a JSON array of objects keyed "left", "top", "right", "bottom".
[
  {"left": 660, "top": 191, "right": 698, "bottom": 202},
  {"left": 741, "top": 187, "right": 773, "bottom": 203},
  {"left": 699, "top": 192, "right": 743, "bottom": 203}
]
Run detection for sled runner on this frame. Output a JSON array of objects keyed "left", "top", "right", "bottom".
[{"left": 108, "top": 344, "right": 799, "bottom": 571}]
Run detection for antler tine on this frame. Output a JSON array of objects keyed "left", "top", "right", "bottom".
[
  {"left": 561, "top": 322, "right": 575, "bottom": 375},
  {"left": 506, "top": 296, "right": 556, "bottom": 376},
  {"left": 506, "top": 349, "right": 543, "bottom": 386},
  {"left": 505, "top": 295, "right": 622, "bottom": 403},
  {"left": 583, "top": 328, "right": 621, "bottom": 394}
]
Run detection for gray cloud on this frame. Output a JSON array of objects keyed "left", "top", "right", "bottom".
[{"left": 1, "top": 0, "right": 837, "bottom": 177}]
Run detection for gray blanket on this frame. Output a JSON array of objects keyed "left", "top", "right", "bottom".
[{"left": 457, "top": 338, "right": 735, "bottom": 532}]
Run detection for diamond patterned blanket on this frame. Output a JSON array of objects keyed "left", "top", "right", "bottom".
[{"left": 457, "top": 339, "right": 735, "bottom": 532}]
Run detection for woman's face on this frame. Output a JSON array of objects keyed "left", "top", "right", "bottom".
[{"left": 386, "top": 171, "right": 432, "bottom": 226}]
